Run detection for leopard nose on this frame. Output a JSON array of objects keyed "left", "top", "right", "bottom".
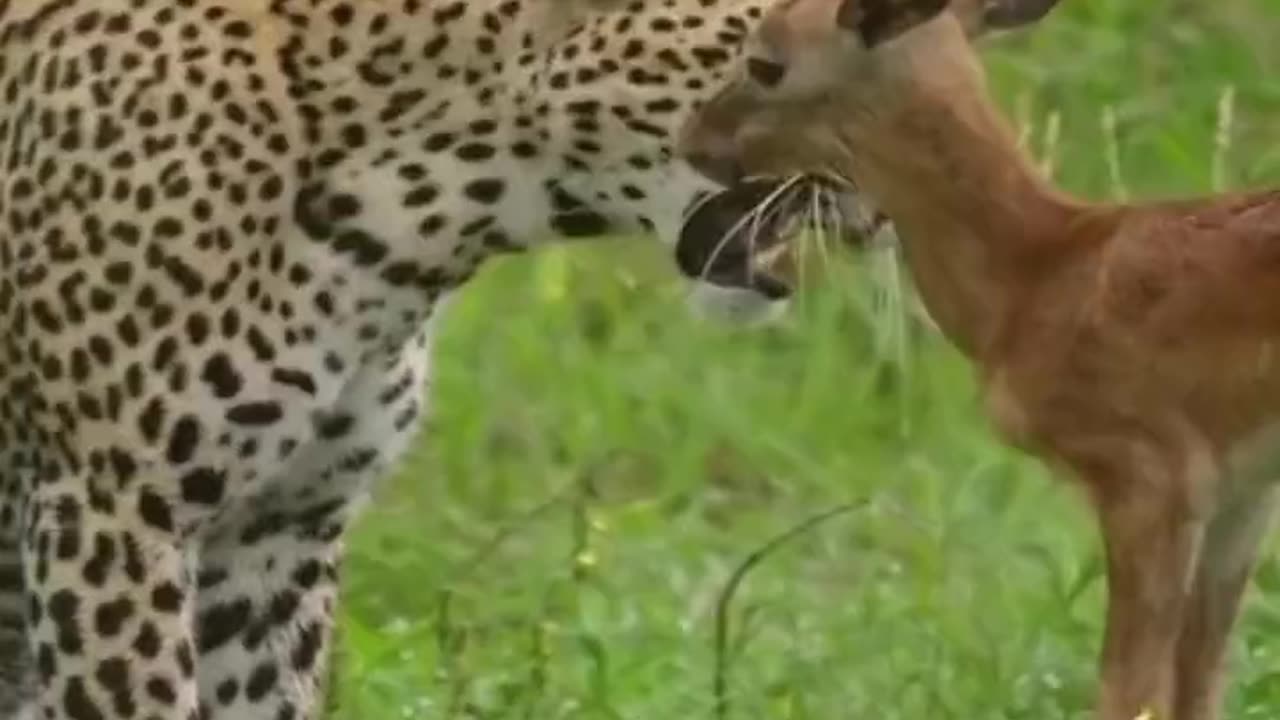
[{"left": 682, "top": 150, "right": 746, "bottom": 187}]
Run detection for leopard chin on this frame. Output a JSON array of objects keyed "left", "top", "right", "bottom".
[
  {"left": 684, "top": 281, "right": 793, "bottom": 327},
  {"left": 673, "top": 174, "right": 884, "bottom": 326}
]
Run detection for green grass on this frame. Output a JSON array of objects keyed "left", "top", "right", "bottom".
[{"left": 332, "top": 2, "right": 1280, "bottom": 718}]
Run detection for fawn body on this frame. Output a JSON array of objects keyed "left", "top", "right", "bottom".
[{"left": 677, "top": 1, "right": 1280, "bottom": 718}]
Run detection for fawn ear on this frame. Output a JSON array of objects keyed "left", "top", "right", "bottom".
[
  {"left": 836, "top": 0, "right": 949, "bottom": 48},
  {"left": 977, "top": 0, "right": 1061, "bottom": 30}
]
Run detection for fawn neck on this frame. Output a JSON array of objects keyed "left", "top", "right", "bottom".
[{"left": 833, "top": 22, "right": 1087, "bottom": 357}]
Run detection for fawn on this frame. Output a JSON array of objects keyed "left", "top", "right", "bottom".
[{"left": 676, "top": 0, "right": 1280, "bottom": 718}]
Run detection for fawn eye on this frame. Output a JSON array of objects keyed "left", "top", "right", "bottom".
[{"left": 746, "top": 57, "right": 786, "bottom": 88}]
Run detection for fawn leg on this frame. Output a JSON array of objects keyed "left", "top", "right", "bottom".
[
  {"left": 1091, "top": 467, "right": 1205, "bottom": 720},
  {"left": 1173, "top": 481, "right": 1278, "bottom": 720}
]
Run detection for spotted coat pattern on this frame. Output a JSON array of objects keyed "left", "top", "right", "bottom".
[{"left": 0, "top": 0, "right": 770, "bottom": 717}]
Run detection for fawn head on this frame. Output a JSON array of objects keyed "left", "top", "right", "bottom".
[
  {"left": 671, "top": 0, "right": 1059, "bottom": 319},
  {"left": 676, "top": 0, "right": 1061, "bottom": 185}
]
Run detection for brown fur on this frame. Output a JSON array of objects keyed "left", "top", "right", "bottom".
[{"left": 678, "top": 2, "right": 1280, "bottom": 718}]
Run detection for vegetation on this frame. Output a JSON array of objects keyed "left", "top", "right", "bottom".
[{"left": 331, "top": 2, "right": 1280, "bottom": 718}]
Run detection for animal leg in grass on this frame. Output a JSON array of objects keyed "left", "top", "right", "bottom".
[
  {"left": 1174, "top": 482, "right": 1278, "bottom": 720},
  {"left": 1091, "top": 462, "right": 1205, "bottom": 720}
]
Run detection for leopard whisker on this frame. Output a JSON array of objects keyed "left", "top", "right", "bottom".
[{"left": 695, "top": 175, "right": 805, "bottom": 285}]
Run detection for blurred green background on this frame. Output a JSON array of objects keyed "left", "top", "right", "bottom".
[{"left": 331, "top": 1, "right": 1280, "bottom": 718}]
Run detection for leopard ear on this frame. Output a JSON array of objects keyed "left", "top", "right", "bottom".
[
  {"left": 836, "top": 0, "right": 950, "bottom": 48},
  {"left": 531, "top": 0, "right": 625, "bottom": 52}
]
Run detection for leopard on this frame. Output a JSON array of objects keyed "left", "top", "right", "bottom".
[{"left": 0, "top": 0, "right": 794, "bottom": 717}]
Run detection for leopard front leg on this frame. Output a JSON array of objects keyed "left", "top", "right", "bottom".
[
  {"left": 194, "top": 339, "right": 432, "bottom": 720},
  {"left": 194, "top": 525, "right": 345, "bottom": 720},
  {"left": 24, "top": 482, "right": 200, "bottom": 720},
  {"left": 0, "top": 485, "right": 36, "bottom": 719}
]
